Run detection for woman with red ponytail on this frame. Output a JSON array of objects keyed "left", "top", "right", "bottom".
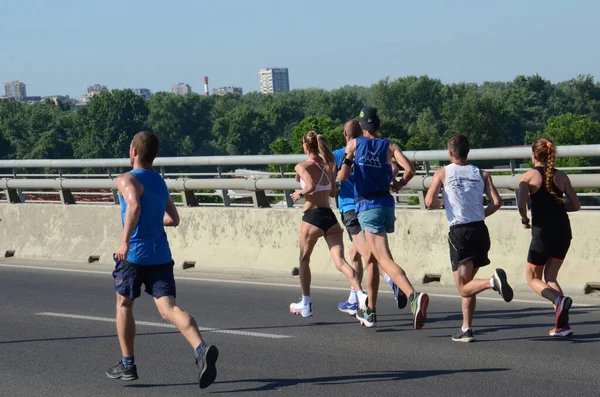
[{"left": 518, "top": 138, "right": 580, "bottom": 336}]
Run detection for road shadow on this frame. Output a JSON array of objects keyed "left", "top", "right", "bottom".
[
  {"left": 124, "top": 368, "right": 509, "bottom": 392},
  {"left": 0, "top": 331, "right": 178, "bottom": 345},
  {"left": 210, "top": 368, "right": 510, "bottom": 393}
]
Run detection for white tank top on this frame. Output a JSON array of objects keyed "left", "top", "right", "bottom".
[{"left": 441, "top": 163, "right": 486, "bottom": 226}]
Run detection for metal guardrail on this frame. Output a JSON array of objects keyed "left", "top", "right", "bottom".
[
  {"left": 1, "top": 144, "right": 599, "bottom": 169},
  {"left": 1, "top": 144, "right": 599, "bottom": 208}
]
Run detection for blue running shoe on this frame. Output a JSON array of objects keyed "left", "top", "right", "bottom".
[
  {"left": 338, "top": 301, "right": 358, "bottom": 315},
  {"left": 392, "top": 283, "right": 408, "bottom": 309}
]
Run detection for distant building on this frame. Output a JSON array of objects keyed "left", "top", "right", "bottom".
[
  {"left": 80, "top": 84, "right": 108, "bottom": 105},
  {"left": 213, "top": 86, "right": 243, "bottom": 96},
  {"left": 87, "top": 84, "right": 108, "bottom": 94},
  {"left": 5, "top": 81, "right": 27, "bottom": 99},
  {"left": 21, "top": 96, "right": 42, "bottom": 104},
  {"left": 132, "top": 88, "right": 152, "bottom": 100},
  {"left": 258, "top": 67, "right": 289, "bottom": 94},
  {"left": 42, "top": 95, "right": 70, "bottom": 104},
  {"left": 172, "top": 83, "right": 192, "bottom": 96}
]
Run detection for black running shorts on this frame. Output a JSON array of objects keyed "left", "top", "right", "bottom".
[
  {"left": 448, "top": 221, "right": 491, "bottom": 272},
  {"left": 341, "top": 210, "right": 362, "bottom": 240},
  {"left": 527, "top": 226, "right": 571, "bottom": 266},
  {"left": 302, "top": 208, "right": 339, "bottom": 232}
]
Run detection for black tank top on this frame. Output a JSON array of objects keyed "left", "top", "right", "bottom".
[{"left": 530, "top": 167, "right": 570, "bottom": 231}]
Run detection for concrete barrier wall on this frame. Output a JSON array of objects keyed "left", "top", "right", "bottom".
[{"left": 1, "top": 204, "right": 599, "bottom": 294}]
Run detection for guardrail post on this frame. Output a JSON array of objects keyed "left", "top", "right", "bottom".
[
  {"left": 59, "top": 189, "right": 76, "bottom": 205},
  {"left": 280, "top": 165, "right": 294, "bottom": 208},
  {"left": 417, "top": 191, "right": 427, "bottom": 209},
  {"left": 181, "top": 191, "right": 199, "bottom": 207},
  {"left": 424, "top": 161, "right": 431, "bottom": 176},
  {"left": 12, "top": 168, "right": 26, "bottom": 202},
  {"left": 252, "top": 190, "right": 271, "bottom": 208},
  {"left": 5, "top": 188, "right": 21, "bottom": 203},
  {"left": 217, "top": 166, "right": 231, "bottom": 207},
  {"left": 160, "top": 166, "right": 166, "bottom": 178},
  {"left": 107, "top": 169, "right": 120, "bottom": 204},
  {"left": 509, "top": 160, "right": 517, "bottom": 176}
]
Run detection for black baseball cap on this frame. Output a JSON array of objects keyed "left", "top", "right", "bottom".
[{"left": 359, "top": 107, "right": 380, "bottom": 131}]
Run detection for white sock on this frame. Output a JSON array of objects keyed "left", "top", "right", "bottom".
[
  {"left": 348, "top": 288, "right": 358, "bottom": 304},
  {"left": 489, "top": 277, "right": 495, "bottom": 289},
  {"left": 301, "top": 295, "right": 311, "bottom": 306},
  {"left": 462, "top": 327, "right": 471, "bottom": 332},
  {"left": 384, "top": 274, "right": 393, "bottom": 287}
]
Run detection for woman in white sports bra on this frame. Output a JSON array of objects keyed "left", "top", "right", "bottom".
[{"left": 289, "top": 131, "right": 368, "bottom": 317}]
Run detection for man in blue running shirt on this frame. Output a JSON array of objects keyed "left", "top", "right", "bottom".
[
  {"left": 106, "top": 132, "right": 218, "bottom": 389},
  {"left": 339, "top": 107, "right": 430, "bottom": 330},
  {"left": 334, "top": 120, "right": 407, "bottom": 324}
]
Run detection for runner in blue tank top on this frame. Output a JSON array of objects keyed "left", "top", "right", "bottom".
[
  {"left": 333, "top": 120, "right": 407, "bottom": 325},
  {"left": 106, "top": 132, "right": 218, "bottom": 389},
  {"left": 338, "top": 107, "right": 430, "bottom": 330}
]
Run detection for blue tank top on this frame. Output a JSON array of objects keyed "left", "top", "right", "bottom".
[
  {"left": 333, "top": 147, "right": 356, "bottom": 214},
  {"left": 120, "top": 168, "right": 172, "bottom": 265},
  {"left": 353, "top": 137, "right": 395, "bottom": 213}
]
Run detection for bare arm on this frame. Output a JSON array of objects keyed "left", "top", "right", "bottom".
[
  {"left": 483, "top": 171, "right": 502, "bottom": 217},
  {"left": 556, "top": 171, "right": 581, "bottom": 212},
  {"left": 115, "top": 174, "right": 143, "bottom": 261},
  {"left": 517, "top": 172, "right": 532, "bottom": 227},
  {"left": 163, "top": 197, "right": 180, "bottom": 227},
  {"left": 424, "top": 168, "right": 444, "bottom": 209},
  {"left": 390, "top": 143, "right": 415, "bottom": 187},
  {"left": 337, "top": 139, "right": 356, "bottom": 182}
]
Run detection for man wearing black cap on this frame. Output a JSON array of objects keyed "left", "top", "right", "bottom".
[{"left": 338, "top": 107, "right": 430, "bottom": 330}]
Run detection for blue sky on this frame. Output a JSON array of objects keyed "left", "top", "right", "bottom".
[{"left": 1, "top": 0, "right": 598, "bottom": 98}]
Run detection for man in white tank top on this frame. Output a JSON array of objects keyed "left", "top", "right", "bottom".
[{"left": 425, "top": 135, "right": 513, "bottom": 342}]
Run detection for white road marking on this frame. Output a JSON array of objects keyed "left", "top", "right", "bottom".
[
  {"left": 1, "top": 263, "right": 597, "bottom": 307},
  {"left": 36, "top": 312, "right": 292, "bottom": 339}
]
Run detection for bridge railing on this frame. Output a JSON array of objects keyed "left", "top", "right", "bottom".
[{"left": 1, "top": 144, "right": 600, "bottom": 209}]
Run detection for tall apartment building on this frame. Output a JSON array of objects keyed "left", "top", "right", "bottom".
[
  {"left": 258, "top": 68, "right": 289, "bottom": 94},
  {"left": 172, "top": 83, "right": 192, "bottom": 96},
  {"left": 4, "top": 81, "right": 27, "bottom": 99},
  {"left": 132, "top": 88, "right": 152, "bottom": 100},
  {"left": 213, "top": 86, "right": 243, "bottom": 96}
]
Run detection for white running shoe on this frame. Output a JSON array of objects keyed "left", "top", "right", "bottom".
[{"left": 289, "top": 301, "right": 312, "bottom": 317}]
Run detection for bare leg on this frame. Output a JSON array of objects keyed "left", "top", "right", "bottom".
[
  {"left": 526, "top": 262, "right": 561, "bottom": 304},
  {"left": 324, "top": 224, "right": 362, "bottom": 292},
  {"left": 116, "top": 293, "right": 135, "bottom": 357},
  {"left": 154, "top": 296, "right": 203, "bottom": 348},
  {"left": 364, "top": 231, "right": 415, "bottom": 296},
  {"left": 453, "top": 263, "right": 489, "bottom": 330},
  {"left": 298, "top": 222, "right": 322, "bottom": 297}
]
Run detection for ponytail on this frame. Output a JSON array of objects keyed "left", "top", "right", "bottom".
[
  {"left": 532, "top": 138, "right": 564, "bottom": 204},
  {"left": 544, "top": 142, "right": 564, "bottom": 204},
  {"left": 317, "top": 135, "right": 335, "bottom": 170}
]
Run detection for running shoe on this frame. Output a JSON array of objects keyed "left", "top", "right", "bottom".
[
  {"left": 338, "top": 301, "right": 358, "bottom": 315},
  {"left": 452, "top": 329, "right": 475, "bottom": 343},
  {"left": 106, "top": 361, "right": 139, "bottom": 381},
  {"left": 290, "top": 301, "right": 312, "bottom": 317},
  {"left": 392, "top": 283, "right": 408, "bottom": 309},
  {"left": 358, "top": 292, "right": 368, "bottom": 311},
  {"left": 356, "top": 308, "right": 377, "bottom": 328},
  {"left": 549, "top": 326, "right": 573, "bottom": 337},
  {"left": 492, "top": 268, "right": 514, "bottom": 302},
  {"left": 196, "top": 344, "right": 219, "bottom": 389},
  {"left": 410, "top": 292, "right": 429, "bottom": 330},
  {"left": 555, "top": 296, "right": 573, "bottom": 330}
]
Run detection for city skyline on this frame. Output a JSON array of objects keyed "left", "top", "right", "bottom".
[{"left": 1, "top": 0, "right": 599, "bottom": 99}]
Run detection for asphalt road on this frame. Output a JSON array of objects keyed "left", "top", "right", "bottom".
[{"left": 1, "top": 261, "right": 600, "bottom": 396}]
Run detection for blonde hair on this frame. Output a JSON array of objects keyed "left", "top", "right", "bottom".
[{"left": 303, "top": 130, "right": 335, "bottom": 169}]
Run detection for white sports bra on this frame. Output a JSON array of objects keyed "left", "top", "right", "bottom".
[{"left": 300, "top": 159, "right": 331, "bottom": 193}]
